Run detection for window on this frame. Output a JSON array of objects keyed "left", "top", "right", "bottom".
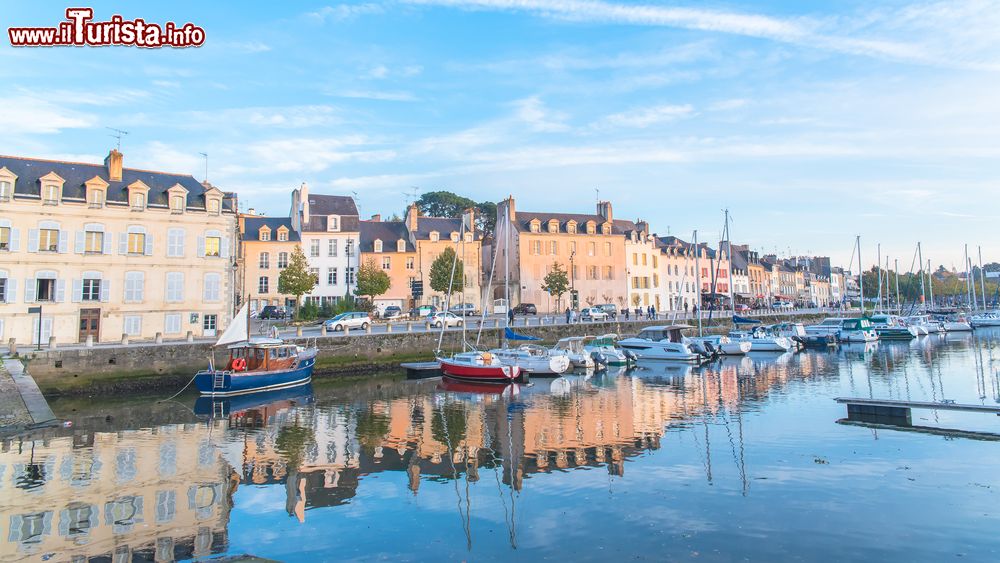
[
  {"left": 278, "top": 229, "right": 288, "bottom": 242},
  {"left": 397, "top": 240, "right": 406, "bottom": 252},
  {"left": 258, "top": 276, "right": 269, "bottom": 293},
  {"left": 382, "top": 257, "right": 391, "bottom": 270},
  {"left": 633, "top": 253, "right": 638, "bottom": 266},
  {"left": 586, "top": 222, "right": 596, "bottom": 235},
  {"left": 0, "top": 227, "right": 9, "bottom": 251},
  {"left": 450, "top": 232, "right": 459, "bottom": 242},
  {"left": 203, "top": 273, "right": 221, "bottom": 302},
  {"left": 569, "top": 241, "right": 576, "bottom": 254},
  {"left": 278, "top": 252, "right": 289, "bottom": 268},
  {"left": 165, "top": 272, "right": 184, "bottom": 302},
  {"left": 39, "top": 229, "right": 59, "bottom": 252},
  {"left": 124, "top": 316, "right": 142, "bottom": 336},
  {"left": 131, "top": 192, "right": 145, "bottom": 210},
  {"left": 642, "top": 254, "right": 647, "bottom": 266},
  {"left": 85, "top": 230, "right": 103, "bottom": 254},
  {"left": 259, "top": 229, "right": 271, "bottom": 242},
  {"left": 43, "top": 184, "right": 59, "bottom": 205},
  {"left": 88, "top": 189, "right": 104, "bottom": 207},
  {"left": 167, "top": 229, "right": 185, "bottom": 257},
  {"left": 0, "top": 277, "right": 6, "bottom": 302},
  {"left": 326, "top": 238, "right": 337, "bottom": 256},
  {"left": 567, "top": 222, "right": 577, "bottom": 234},
  {"left": 327, "top": 216, "right": 339, "bottom": 231},
  {"left": 204, "top": 236, "right": 221, "bottom": 257},
  {"left": 327, "top": 268, "right": 338, "bottom": 285},
  {"left": 310, "top": 239, "right": 320, "bottom": 257},
  {"left": 207, "top": 199, "right": 220, "bottom": 214},
  {"left": 259, "top": 253, "right": 270, "bottom": 268},
  {"left": 165, "top": 314, "right": 182, "bottom": 335},
  {"left": 531, "top": 240, "right": 541, "bottom": 255},
  {"left": 549, "top": 241, "right": 558, "bottom": 255},
  {"left": 124, "top": 272, "right": 144, "bottom": 303},
  {"left": 374, "top": 239, "right": 383, "bottom": 253},
  {"left": 530, "top": 221, "right": 540, "bottom": 233},
  {"left": 309, "top": 268, "right": 320, "bottom": 284},
  {"left": 652, "top": 255, "right": 658, "bottom": 268},
  {"left": 0, "top": 181, "right": 10, "bottom": 200},
  {"left": 429, "top": 232, "right": 439, "bottom": 242},
  {"left": 170, "top": 195, "right": 184, "bottom": 213},
  {"left": 82, "top": 278, "right": 100, "bottom": 301},
  {"left": 589, "top": 266, "right": 598, "bottom": 280},
  {"left": 588, "top": 242, "right": 596, "bottom": 257},
  {"left": 653, "top": 274, "right": 659, "bottom": 287},
  {"left": 127, "top": 232, "right": 145, "bottom": 255},
  {"left": 605, "top": 266, "right": 614, "bottom": 280},
  {"left": 548, "top": 221, "right": 558, "bottom": 233},
  {"left": 346, "top": 267, "right": 356, "bottom": 285},
  {"left": 406, "top": 257, "right": 414, "bottom": 270}
]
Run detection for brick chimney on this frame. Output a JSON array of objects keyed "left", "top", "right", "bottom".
[
  {"left": 597, "top": 200, "right": 612, "bottom": 223},
  {"left": 462, "top": 207, "right": 475, "bottom": 233},
  {"left": 371, "top": 213, "right": 382, "bottom": 222},
  {"left": 636, "top": 219, "right": 649, "bottom": 235},
  {"left": 105, "top": 149, "right": 123, "bottom": 182},
  {"left": 405, "top": 202, "right": 419, "bottom": 232}
]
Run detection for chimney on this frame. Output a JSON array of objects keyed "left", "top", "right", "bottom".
[
  {"left": 504, "top": 195, "right": 516, "bottom": 222},
  {"left": 300, "top": 182, "right": 310, "bottom": 224},
  {"left": 462, "top": 207, "right": 475, "bottom": 233},
  {"left": 405, "top": 203, "right": 419, "bottom": 232},
  {"left": 105, "top": 149, "right": 123, "bottom": 182},
  {"left": 636, "top": 219, "right": 649, "bottom": 235},
  {"left": 597, "top": 200, "right": 612, "bottom": 223},
  {"left": 248, "top": 207, "right": 256, "bottom": 216}
]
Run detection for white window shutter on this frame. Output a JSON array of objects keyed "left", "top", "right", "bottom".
[
  {"left": 9, "top": 228, "right": 20, "bottom": 252},
  {"left": 55, "top": 279, "right": 65, "bottom": 302},
  {"left": 75, "top": 231, "right": 85, "bottom": 254},
  {"left": 103, "top": 232, "right": 113, "bottom": 254},
  {"left": 72, "top": 279, "right": 82, "bottom": 303},
  {"left": 197, "top": 236, "right": 205, "bottom": 257},
  {"left": 137, "top": 275, "right": 144, "bottom": 301},
  {"left": 144, "top": 236, "right": 153, "bottom": 256},
  {"left": 6, "top": 279, "right": 16, "bottom": 303},
  {"left": 118, "top": 233, "right": 128, "bottom": 255},
  {"left": 57, "top": 231, "right": 68, "bottom": 253},
  {"left": 27, "top": 229, "right": 38, "bottom": 252},
  {"left": 99, "top": 279, "right": 110, "bottom": 302},
  {"left": 220, "top": 237, "right": 230, "bottom": 259},
  {"left": 25, "top": 278, "right": 35, "bottom": 302}
]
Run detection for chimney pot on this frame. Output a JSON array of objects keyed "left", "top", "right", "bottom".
[
  {"left": 105, "top": 149, "right": 123, "bottom": 182},
  {"left": 371, "top": 214, "right": 382, "bottom": 222}
]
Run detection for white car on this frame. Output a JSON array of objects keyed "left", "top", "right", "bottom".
[
  {"left": 428, "top": 311, "right": 464, "bottom": 328},
  {"left": 580, "top": 307, "right": 609, "bottom": 322},
  {"left": 324, "top": 312, "right": 371, "bottom": 332}
]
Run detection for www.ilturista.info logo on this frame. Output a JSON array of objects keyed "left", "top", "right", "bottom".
[{"left": 8, "top": 8, "right": 205, "bottom": 48}]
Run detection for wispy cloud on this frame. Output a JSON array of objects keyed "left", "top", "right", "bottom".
[
  {"left": 594, "top": 104, "right": 695, "bottom": 129},
  {"left": 513, "top": 96, "right": 569, "bottom": 132},
  {"left": 0, "top": 96, "right": 95, "bottom": 134},
  {"left": 332, "top": 90, "right": 419, "bottom": 101},
  {"left": 308, "top": 3, "right": 385, "bottom": 22}
]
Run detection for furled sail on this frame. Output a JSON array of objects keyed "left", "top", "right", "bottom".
[{"left": 216, "top": 302, "right": 250, "bottom": 347}]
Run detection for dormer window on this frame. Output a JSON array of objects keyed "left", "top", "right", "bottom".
[
  {"left": 0, "top": 181, "right": 10, "bottom": 201},
  {"left": 327, "top": 215, "right": 340, "bottom": 232},
  {"left": 131, "top": 192, "right": 145, "bottom": 210},
  {"left": 529, "top": 220, "right": 541, "bottom": 233},
  {"left": 547, "top": 220, "right": 559, "bottom": 234},
  {"left": 170, "top": 195, "right": 184, "bottom": 213},
  {"left": 259, "top": 227, "right": 271, "bottom": 242},
  {"left": 207, "top": 198, "right": 220, "bottom": 215},
  {"left": 567, "top": 221, "right": 577, "bottom": 234},
  {"left": 374, "top": 239, "right": 383, "bottom": 253},
  {"left": 277, "top": 228, "right": 288, "bottom": 242},
  {"left": 601, "top": 224, "right": 612, "bottom": 235},
  {"left": 397, "top": 239, "right": 406, "bottom": 252},
  {"left": 463, "top": 232, "right": 473, "bottom": 243},
  {"left": 430, "top": 231, "right": 439, "bottom": 242},
  {"left": 87, "top": 188, "right": 105, "bottom": 208},
  {"left": 43, "top": 185, "right": 60, "bottom": 205},
  {"left": 450, "top": 232, "right": 459, "bottom": 242},
  {"left": 586, "top": 221, "right": 596, "bottom": 235}
]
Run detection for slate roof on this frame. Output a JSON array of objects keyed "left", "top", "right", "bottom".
[
  {"left": 511, "top": 211, "right": 636, "bottom": 234},
  {"left": 303, "top": 194, "right": 359, "bottom": 232},
  {"left": 413, "top": 216, "right": 480, "bottom": 241},
  {"left": 243, "top": 217, "right": 300, "bottom": 242},
  {"left": 0, "top": 154, "right": 233, "bottom": 211},
  {"left": 730, "top": 250, "right": 750, "bottom": 272},
  {"left": 359, "top": 221, "right": 414, "bottom": 252}
]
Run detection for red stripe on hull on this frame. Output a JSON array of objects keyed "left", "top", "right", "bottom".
[{"left": 438, "top": 360, "right": 521, "bottom": 383}]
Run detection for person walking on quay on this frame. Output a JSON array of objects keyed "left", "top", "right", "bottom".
[
  {"left": 624, "top": 308, "right": 630, "bottom": 321},
  {"left": 684, "top": 302, "right": 689, "bottom": 315},
  {"left": 649, "top": 305, "right": 656, "bottom": 319},
  {"left": 565, "top": 307, "right": 571, "bottom": 324},
  {"left": 508, "top": 307, "right": 515, "bottom": 326}
]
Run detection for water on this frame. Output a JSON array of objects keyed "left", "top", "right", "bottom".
[{"left": 4, "top": 330, "right": 1000, "bottom": 562}]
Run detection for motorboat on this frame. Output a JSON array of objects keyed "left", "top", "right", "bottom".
[
  {"left": 195, "top": 303, "right": 317, "bottom": 397},
  {"left": 930, "top": 312, "right": 972, "bottom": 332},
  {"left": 583, "top": 334, "right": 637, "bottom": 366},
  {"left": 618, "top": 325, "right": 709, "bottom": 362},
  {"left": 689, "top": 334, "right": 752, "bottom": 355},
  {"left": 970, "top": 311, "right": 1000, "bottom": 327},
  {"left": 838, "top": 317, "right": 879, "bottom": 343},
  {"left": 869, "top": 314, "right": 918, "bottom": 340},
  {"left": 805, "top": 317, "right": 848, "bottom": 337},
  {"left": 492, "top": 344, "right": 571, "bottom": 375},
  {"left": 905, "top": 315, "right": 942, "bottom": 334},
  {"left": 768, "top": 322, "right": 808, "bottom": 350},
  {"left": 550, "top": 336, "right": 596, "bottom": 369},
  {"left": 729, "top": 326, "right": 795, "bottom": 352},
  {"left": 438, "top": 350, "right": 525, "bottom": 384}
]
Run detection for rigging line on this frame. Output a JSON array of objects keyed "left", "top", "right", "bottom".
[
  {"left": 436, "top": 230, "right": 462, "bottom": 355},
  {"left": 716, "top": 370, "right": 745, "bottom": 496},
  {"left": 437, "top": 401, "right": 472, "bottom": 550},
  {"left": 477, "top": 217, "right": 502, "bottom": 348},
  {"left": 506, "top": 405, "right": 518, "bottom": 549},
  {"left": 699, "top": 371, "right": 713, "bottom": 484}
]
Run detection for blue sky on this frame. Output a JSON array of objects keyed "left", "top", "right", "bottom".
[{"left": 2, "top": 1, "right": 999, "bottom": 269}]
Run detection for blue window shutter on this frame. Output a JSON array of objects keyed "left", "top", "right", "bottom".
[
  {"left": 6, "top": 278, "right": 16, "bottom": 303},
  {"left": 103, "top": 232, "right": 113, "bottom": 255},
  {"left": 220, "top": 237, "right": 230, "bottom": 259},
  {"left": 197, "top": 236, "right": 205, "bottom": 257},
  {"left": 99, "top": 279, "right": 110, "bottom": 302},
  {"left": 9, "top": 228, "right": 20, "bottom": 252},
  {"left": 24, "top": 278, "right": 35, "bottom": 302},
  {"left": 75, "top": 231, "right": 85, "bottom": 254},
  {"left": 72, "top": 279, "right": 82, "bottom": 303},
  {"left": 144, "top": 236, "right": 153, "bottom": 256},
  {"left": 119, "top": 233, "right": 128, "bottom": 255},
  {"left": 27, "top": 229, "right": 38, "bottom": 252},
  {"left": 58, "top": 231, "right": 68, "bottom": 253},
  {"left": 55, "top": 279, "right": 65, "bottom": 302}
]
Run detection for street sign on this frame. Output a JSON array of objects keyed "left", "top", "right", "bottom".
[{"left": 28, "top": 306, "right": 41, "bottom": 314}]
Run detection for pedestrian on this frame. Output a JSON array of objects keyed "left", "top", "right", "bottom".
[
  {"left": 684, "top": 302, "right": 689, "bottom": 314},
  {"left": 624, "top": 308, "right": 630, "bottom": 321},
  {"left": 508, "top": 307, "right": 515, "bottom": 326},
  {"left": 649, "top": 305, "right": 656, "bottom": 319},
  {"left": 565, "top": 307, "right": 571, "bottom": 324}
]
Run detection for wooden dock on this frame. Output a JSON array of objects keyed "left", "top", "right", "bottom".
[
  {"left": 835, "top": 397, "right": 1000, "bottom": 427},
  {"left": 400, "top": 361, "right": 442, "bottom": 380}
]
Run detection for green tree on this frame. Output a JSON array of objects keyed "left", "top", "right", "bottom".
[
  {"left": 354, "top": 258, "right": 391, "bottom": 304},
  {"left": 278, "top": 246, "right": 317, "bottom": 317},
  {"left": 430, "top": 247, "right": 465, "bottom": 296},
  {"left": 415, "top": 190, "right": 498, "bottom": 235},
  {"left": 475, "top": 200, "right": 497, "bottom": 234},
  {"left": 542, "top": 262, "right": 570, "bottom": 310}
]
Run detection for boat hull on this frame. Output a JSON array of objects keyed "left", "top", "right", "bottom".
[
  {"left": 745, "top": 337, "right": 793, "bottom": 352},
  {"left": 195, "top": 356, "right": 315, "bottom": 397},
  {"left": 438, "top": 358, "right": 523, "bottom": 383},
  {"left": 942, "top": 321, "right": 972, "bottom": 332}
]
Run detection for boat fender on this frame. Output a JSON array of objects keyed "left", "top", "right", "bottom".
[
  {"left": 232, "top": 358, "right": 247, "bottom": 371},
  {"left": 702, "top": 342, "right": 716, "bottom": 357},
  {"left": 623, "top": 349, "right": 638, "bottom": 363},
  {"left": 481, "top": 352, "right": 493, "bottom": 364}
]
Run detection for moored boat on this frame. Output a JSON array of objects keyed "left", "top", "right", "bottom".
[
  {"left": 583, "top": 334, "right": 637, "bottom": 366},
  {"left": 838, "top": 317, "right": 879, "bottom": 343},
  {"left": 690, "top": 334, "right": 752, "bottom": 355},
  {"left": 870, "top": 314, "right": 918, "bottom": 340},
  {"left": 492, "top": 344, "right": 571, "bottom": 375},
  {"left": 618, "top": 325, "right": 710, "bottom": 362},
  {"left": 550, "top": 336, "right": 596, "bottom": 369},
  {"left": 729, "top": 326, "right": 795, "bottom": 352},
  {"left": 438, "top": 350, "right": 524, "bottom": 384}
]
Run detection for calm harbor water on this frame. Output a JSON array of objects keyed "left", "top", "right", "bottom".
[{"left": 4, "top": 330, "right": 1000, "bottom": 562}]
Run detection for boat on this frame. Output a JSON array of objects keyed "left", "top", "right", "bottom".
[
  {"left": 550, "top": 336, "right": 596, "bottom": 369},
  {"left": 970, "top": 311, "right": 1000, "bottom": 327},
  {"left": 583, "top": 334, "right": 637, "bottom": 366},
  {"left": 438, "top": 350, "right": 525, "bottom": 384},
  {"left": 193, "top": 383, "right": 315, "bottom": 418},
  {"left": 869, "top": 314, "right": 918, "bottom": 340},
  {"left": 905, "top": 315, "right": 942, "bottom": 334},
  {"left": 805, "top": 317, "right": 849, "bottom": 337},
  {"left": 689, "top": 334, "right": 752, "bottom": 355},
  {"left": 618, "top": 325, "right": 710, "bottom": 362},
  {"left": 768, "top": 322, "right": 808, "bottom": 350},
  {"left": 492, "top": 344, "right": 571, "bottom": 375},
  {"left": 929, "top": 311, "right": 972, "bottom": 332},
  {"left": 194, "top": 302, "right": 318, "bottom": 397},
  {"left": 838, "top": 317, "right": 879, "bottom": 343},
  {"left": 729, "top": 326, "right": 795, "bottom": 352}
]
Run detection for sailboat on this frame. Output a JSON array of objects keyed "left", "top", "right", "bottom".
[{"left": 194, "top": 301, "right": 318, "bottom": 396}]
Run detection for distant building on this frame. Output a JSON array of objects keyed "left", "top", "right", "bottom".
[
  {"left": 239, "top": 216, "right": 300, "bottom": 313},
  {"left": 290, "top": 183, "right": 360, "bottom": 308}
]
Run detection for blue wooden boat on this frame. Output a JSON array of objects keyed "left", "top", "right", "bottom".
[{"left": 194, "top": 383, "right": 315, "bottom": 417}]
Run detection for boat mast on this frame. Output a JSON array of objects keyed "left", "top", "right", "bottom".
[
  {"left": 857, "top": 235, "right": 864, "bottom": 316},
  {"left": 927, "top": 259, "right": 935, "bottom": 309},
  {"left": 970, "top": 255, "right": 978, "bottom": 311},
  {"left": 884, "top": 255, "right": 890, "bottom": 312},
  {"left": 965, "top": 244, "right": 971, "bottom": 309},
  {"left": 461, "top": 214, "right": 468, "bottom": 350},
  {"left": 917, "top": 242, "right": 926, "bottom": 310},
  {"left": 894, "top": 258, "right": 901, "bottom": 314},
  {"left": 694, "top": 230, "right": 703, "bottom": 337},
  {"left": 876, "top": 243, "right": 882, "bottom": 313},
  {"left": 979, "top": 246, "right": 988, "bottom": 311},
  {"left": 724, "top": 209, "right": 735, "bottom": 318}
]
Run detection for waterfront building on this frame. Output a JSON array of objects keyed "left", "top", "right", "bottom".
[
  {"left": 698, "top": 243, "right": 730, "bottom": 307},
  {"left": 656, "top": 236, "right": 699, "bottom": 311},
  {"left": 746, "top": 249, "right": 770, "bottom": 307},
  {"left": 728, "top": 243, "right": 752, "bottom": 306},
  {"left": 492, "top": 197, "right": 637, "bottom": 312},
  {"left": 289, "top": 184, "right": 360, "bottom": 308},
  {"left": 807, "top": 273, "right": 832, "bottom": 307},
  {"left": 239, "top": 214, "right": 300, "bottom": 313},
  {"left": 624, "top": 221, "right": 662, "bottom": 310},
  {"left": 0, "top": 150, "right": 237, "bottom": 344},
  {"left": 830, "top": 267, "right": 846, "bottom": 305},
  {"left": 402, "top": 204, "right": 483, "bottom": 311}
]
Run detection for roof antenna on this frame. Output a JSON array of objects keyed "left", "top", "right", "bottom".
[
  {"left": 199, "top": 152, "right": 208, "bottom": 182},
  {"left": 595, "top": 187, "right": 600, "bottom": 202},
  {"left": 106, "top": 127, "right": 128, "bottom": 151},
  {"left": 406, "top": 186, "right": 421, "bottom": 204}
]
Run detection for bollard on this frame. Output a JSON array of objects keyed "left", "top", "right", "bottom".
[
  {"left": 85, "top": 334, "right": 94, "bottom": 348},
  {"left": 425, "top": 321, "right": 431, "bottom": 331},
  {"left": 155, "top": 332, "right": 163, "bottom": 344},
  {"left": 366, "top": 323, "right": 372, "bottom": 334},
  {"left": 386, "top": 322, "right": 393, "bottom": 333},
  {"left": 48, "top": 336, "right": 57, "bottom": 350},
  {"left": 9, "top": 338, "right": 16, "bottom": 355},
  {"left": 121, "top": 333, "right": 129, "bottom": 346},
  {"left": 186, "top": 331, "right": 194, "bottom": 342},
  {"left": 321, "top": 325, "right": 327, "bottom": 337},
  {"left": 408, "top": 321, "right": 413, "bottom": 332},
  {"left": 296, "top": 326, "right": 303, "bottom": 337}
]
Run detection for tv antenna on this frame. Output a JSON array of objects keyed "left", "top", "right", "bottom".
[
  {"left": 199, "top": 152, "right": 208, "bottom": 182},
  {"left": 406, "top": 186, "right": 421, "bottom": 203},
  {"left": 106, "top": 127, "right": 128, "bottom": 151}
]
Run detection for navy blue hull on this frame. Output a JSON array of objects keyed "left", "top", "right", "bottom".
[
  {"left": 194, "top": 384, "right": 315, "bottom": 417},
  {"left": 194, "top": 357, "right": 315, "bottom": 396}
]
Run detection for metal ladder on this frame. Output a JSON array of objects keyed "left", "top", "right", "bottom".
[
  {"left": 212, "top": 371, "right": 227, "bottom": 389},
  {"left": 212, "top": 401, "right": 226, "bottom": 418}
]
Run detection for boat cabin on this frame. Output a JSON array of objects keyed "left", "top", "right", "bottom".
[
  {"left": 841, "top": 318, "right": 873, "bottom": 331},
  {"left": 226, "top": 338, "right": 299, "bottom": 372},
  {"left": 554, "top": 336, "right": 588, "bottom": 354},
  {"left": 636, "top": 325, "right": 693, "bottom": 343}
]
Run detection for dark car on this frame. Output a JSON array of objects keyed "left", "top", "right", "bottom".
[
  {"left": 512, "top": 303, "right": 537, "bottom": 315},
  {"left": 382, "top": 306, "right": 403, "bottom": 320},
  {"left": 259, "top": 305, "right": 287, "bottom": 320},
  {"left": 409, "top": 305, "right": 438, "bottom": 318}
]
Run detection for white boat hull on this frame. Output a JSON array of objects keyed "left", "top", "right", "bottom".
[
  {"left": 493, "top": 349, "right": 570, "bottom": 375},
  {"left": 745, "top": 337, "right": 794, "bottom": 352},
  {"left": 619, "top": 339, "right": 701, "bottom": 362},
  {"left": 839, "top": 330, "right": 879, "bottom": 343},
  {"left": 942, "top": 321, "right": 972, "bottom": 332}
]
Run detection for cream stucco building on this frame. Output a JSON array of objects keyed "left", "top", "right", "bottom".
[{"left": 0, "top": 150, "right": 237, "bottom": 345}]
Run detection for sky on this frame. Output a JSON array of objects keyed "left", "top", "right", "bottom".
[{"left": 2, "top": 1, "right": 999, "bottom": 270}]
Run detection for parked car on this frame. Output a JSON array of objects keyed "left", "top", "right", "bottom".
[
  {"left": 773, "top": 301, "right": 794, "bottom": 310},
  {"left": 596, "top": 303, "right": 617, "bottom": 317},
  {"left": 735, "top": 304, "right": 751, "bottom": 313},
  {"left": 259, "top": 305, "right": 288, "bottom": 320},
  {"left": 512, "top": 303, "right": 537, "bottom": 315},
  {"left": 428, "top": 311, "right": 464, "bottom": 328},
  {"left": 409, "top": 305, "right": 437, "bottom": 318},
  {"left": 324, "top": 312, "right": 371, "bottom": 332},
  {"left": 580, "top": 307, "right": 609, "bottom": 322},
  {"left": 449, "top": 303, "right": 479, "bottom": 317},
  {"left": 382, "top": 306, "right": 402, "bottom": 320}
]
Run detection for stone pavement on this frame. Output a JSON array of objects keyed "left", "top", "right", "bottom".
[{"left": 1, "top": 357, "right": 57, "bottom": 435}]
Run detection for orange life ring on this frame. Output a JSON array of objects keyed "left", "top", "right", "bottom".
[{"left": 232, "top": 358, "right": 247, "bottom": 371}]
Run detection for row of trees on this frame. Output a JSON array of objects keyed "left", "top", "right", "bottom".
[{"left": 859, "top": 264, "right": 1000, "bottom": 306}]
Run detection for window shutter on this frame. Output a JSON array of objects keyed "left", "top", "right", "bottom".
[
  {"left": 9, "top": 228, "right": 19, "bottom": 252},
  {"left": 137, "top": 275, "right": 145, "bottom": 301},
  {"left": 220, "top": 237, "right": 230, "bottom": 258},
  {"left": 58, "top": 231, "right": 68, "bottom": 253},
  {"left": 27, "top": 229, "right": 38, "bottom": 252},
  {"left": 103, "top": 232, "right": 113, "bottom": 255},
  {"left": 99, "top": 279, "right": 110, "bottom": 302},
  {"left": 55, "top": 279, "right": 66, "bottom": 302},
  {"left": 25, "top": 278, "right": 35, "bottom": 302},
  {"left": 75, "top": 231, "right": 85, "bottom": 254},
  {"left": 5, "top": 279, "right": 16, "bottom": 303},
  {"left": 144, "top": 236, "right": 153, "bottom": 256},
  {"left": 119, "top": 233, "right": 128, "bottom": 255},
  {"left": 197, "top": 236, "right": 205, "bottom": 257},
  {"left": 72, "top": 279, "right": 82, "bottom": 303}
]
